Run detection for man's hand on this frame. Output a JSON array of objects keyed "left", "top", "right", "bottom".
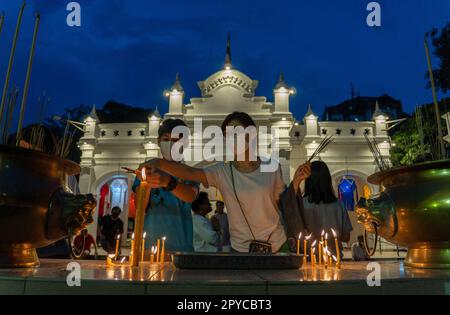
[
  {"left": 292, "top": 162, "right": 312, "bottom": 194},
  {"left": 136, "top": 158, "right": 163, "bottom": 180},
  {"left": 147, "top": 168, "right": 171, "bottom": 189}
]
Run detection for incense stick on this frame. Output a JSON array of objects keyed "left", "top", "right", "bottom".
[{"left": 308, "top": 136, "right": 334, "bottom": 162}]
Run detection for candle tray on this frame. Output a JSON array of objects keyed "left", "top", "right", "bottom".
[{"left": 172, "top": 252, "right": 303, "bottom": 270}]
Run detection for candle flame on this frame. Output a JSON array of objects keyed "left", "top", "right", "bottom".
[
  {"left": 152, "top": 246, "right": 157, "bottom": 254},
  {"left": 143, "top": 232, "right": 147, "bottom": 239},
  {"left": 162, "top": 236, "right": 167, "bottom": 241},
  {"left": 120, "top": 256, "right": 126, "bottom": 263},
  {"left": 298, "top": 232, "right": 302, "bottom": 240},
  {"left": 305, "top": 233, "right": 313, "bottom": 240},
  {"left": 311, "top": 240, "right": 317, "bottom": 247},
  {"left": 331, "top": 228, "right": 337, "bottom": 238},
  {"left": 131, "top": 233, "right": 135, "bottom": 240},
  {"left": 325, "top": 233, "right": 328, "bottom": 240},
  {"left": 108, "top": 254, "right": 115, "bottom": 259},
  {"left": 332, "top": 255, "right": 337, "bottom": 262},
  {"left": 141, "top": 167, "right": 147, "bottom": 181},
  {"left": 312, "top": 247, "right": 316, "bottom": 254},
  {"left": 116, "top": 234, "right": 121, "bottom": 240},
  {"left": 321, "top": 230, "right": 325, "bottom": 236}
]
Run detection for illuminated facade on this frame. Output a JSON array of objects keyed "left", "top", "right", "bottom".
[{"left": 78, "top": 41, "right": 391, "bottom": 246}]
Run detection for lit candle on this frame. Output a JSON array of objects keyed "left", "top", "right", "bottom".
[
  {"left": 150, "top": 246, "right": 156, "bottom": 264},
  {"left": 331, "top": 228, "right": 341, "bottom": 269},
  {"left": 325, "top": 232, "right": 331, "bottom": 265},
  {"left": 141, "top": 232, "right": 147, "bottom": 262},
  {"left": 130, "top": 233, "right": 135, "bottom": 261},
  {"left": 131, "top": 167, "right": 150, "bottom": 267},
  {"left": 318, "top": 241, "right": 323, "bottom": 265},
  {"left": 310, "top": 240, "right": 317, "bottom": 267},
  {"left": 297, "top": 232, "right": 302, "bottom": 256},
  {"left": 114, "top": 234, "right": 121, "bottom": 260},
  {"left": 312, "top": 247, "right": 317, "bottom": 267},
  {"left": 304, "top": 234, "right": 312, "bottom": 265},
  {"left": 160, "top": 237, "right": 167, "bottom": 264},
  {"left": 156, "top": 239, "right": 161, "bottom": 263},
  {"left": 319, "top": 230, "right": 325, "bottom": 265}
]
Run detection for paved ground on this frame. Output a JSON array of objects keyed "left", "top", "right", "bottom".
[{"left": 0, "top": 258, "right": 448, "bottom": 295}]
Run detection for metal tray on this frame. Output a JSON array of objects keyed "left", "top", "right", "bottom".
[{"left": 172, "top": 252, "right": 303, "bottom": 270}]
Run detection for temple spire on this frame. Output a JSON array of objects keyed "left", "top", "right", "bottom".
[
  {"left": 275, "top": 72, "right": 289, "bottom": 90},
  {"left": 170, "top": 73, "right": 183, "bottom": 92},
  {"left": 224, "top": 32, "right": 232, "bottom": 69}
]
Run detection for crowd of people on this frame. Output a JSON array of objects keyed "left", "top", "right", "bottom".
[{"left": 125, "top": 112, "right": 362, "bottom": 257}]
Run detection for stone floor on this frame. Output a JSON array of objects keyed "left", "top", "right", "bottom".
[{"left": 0, "top": 259, "right": 448, "bottom": 295}]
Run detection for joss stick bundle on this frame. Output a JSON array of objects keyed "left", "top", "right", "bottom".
[
  {"left": 364, "top": 134, "right": 389, "bottom": 171},
  {"left": 1, "top": 87, "right": 19, "bottom": 145},
  {"left": 308, "top": 136, "right": 334, "bottom": 162}
]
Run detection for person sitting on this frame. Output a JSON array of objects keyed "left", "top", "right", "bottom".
[
  {"left": 99, "top": 206, "right": 124, "bottom": 254},
  {"left": 73, "top": 233, "right": 98, "bottom": 259},
  {"left": 211, "top": 200, "right": 231, "bottom": 252},
  {"left": 352, "top": 235, "right": 370, "bottom": 261},
  {"left": 192, "top": 192, "right": 220, "bottom": 252},
  {"left": 300, "top": 161, "right": 353, "bottom": 257}
]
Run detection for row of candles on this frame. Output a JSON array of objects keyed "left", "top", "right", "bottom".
[
  {"left": 296, "top": 228, "right": 341, "bottom": 269},
  {"left": 113, "top": 233, "right": 167, "bottom": 265}
]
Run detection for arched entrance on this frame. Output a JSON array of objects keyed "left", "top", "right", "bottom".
[
  {"left": 331, "top": 169, "right": 375, "bottom": 246},
  {"left": 89, "top": 172, "right": 136, "bottom": 246}
]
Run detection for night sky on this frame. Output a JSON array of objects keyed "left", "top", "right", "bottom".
[{"left": 0, "top": 0, "right": 449, "bottom": 126}]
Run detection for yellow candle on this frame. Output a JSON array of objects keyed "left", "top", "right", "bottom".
[
  {"left": 331, "top": 228, "right": 341, "bottom": 268},
  {"left": 156, "top": 239, "right": 161, "bottom": 263},
  {"left": 310, "top": 240, "right": 317, "bottom": 267},
  {"left": 114, "top": 234, "right": 121, "bottom": 260},
  {"left": 297, "top": 232, "right": 302, "bottom": 256},
  {"left": 150, "top": 246, "right": 156, "bottom": 264},
  {"left": 130, "top": 233, "right": 135, "bottom": 261},
  {"left": 320, "top": 230, "right": 324, "bottom": 265},
  {"left": 160, "top": 237, "right": 166, "bottom": 263},
  {"left": 304, "top": 234, "right": 312, "bottom": 265},
  {"left": 318, "top": 241, "right": 323, "bottom": 265},
  {"left": 131, "top": 167, "right": 150, "bottom": 267},
  {"left": 140, "top": 232, "right": 147, "bottom": 262}
]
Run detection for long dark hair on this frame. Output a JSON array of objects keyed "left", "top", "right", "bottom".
[
  {"left": 304, "top": 161, "right": 337, "bottom": 204},
  {"left": 221, "top": 112, "right": 256, "bottom": 134}
]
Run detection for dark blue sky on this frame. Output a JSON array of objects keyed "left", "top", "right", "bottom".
[{"left": 0, "top": 0, "right": 449, "bottom": 126}]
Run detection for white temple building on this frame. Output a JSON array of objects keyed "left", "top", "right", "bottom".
[{"left": 78, "top": 38, "right": 391, "bottom": 245}]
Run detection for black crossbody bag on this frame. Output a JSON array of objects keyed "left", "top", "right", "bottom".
[{"left": 229, "top": 164, "right": 275, "bottom": 254}]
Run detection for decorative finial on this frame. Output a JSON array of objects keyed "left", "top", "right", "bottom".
[
  {"left": 305, "top": 104, "right": 317, "bottom": 118},
  {"left": 224, "top": 32, "right": 232, "bottom": 69},
  {"left": 275, "top": 72, "right": 289, "bottom": 90},
  {"left": 170, "top": 73, "right": 183, "bottom": 92},
  {"left": 373, "top": 100, "right": 386, "bottom": 119}
]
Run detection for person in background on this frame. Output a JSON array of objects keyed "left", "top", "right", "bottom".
[
  {"left": 73, "top": 232, "right": 98, "bottom": 259},
  {"left": 99, "top": 206, "right": 124, "bottom": 254},
  {"left": 301, "top": 161, "right": 353, "bottom": 257},
  {"left": 133, "top": 119, "right": 198, "bottom": 253},
  {"left": 192, "top": 192, "right": 220, "bottom": 252},
  {"left": 211, "top": 201, "right": 231, "bottom": 252},
  {"left": 352, "top": 235, "right": 370, "bottom": 261}
]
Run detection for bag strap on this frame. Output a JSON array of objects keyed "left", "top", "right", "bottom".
[{"left": 229, "top": 163, "right": 257, "bottom": 241}]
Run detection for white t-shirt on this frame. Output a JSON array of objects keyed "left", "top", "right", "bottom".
[{"left": 203, "top": 161, "right": 287, "bottom": 252}]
